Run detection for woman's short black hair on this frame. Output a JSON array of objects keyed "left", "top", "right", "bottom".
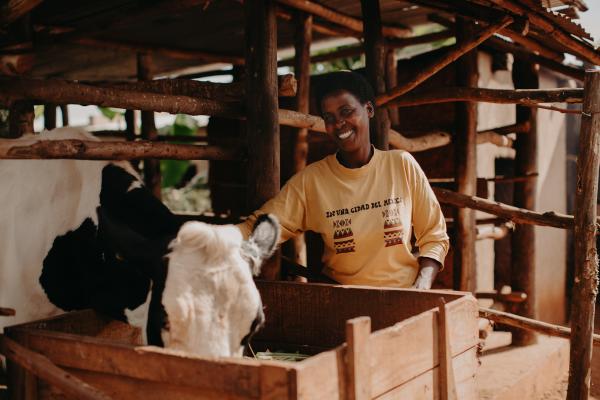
[{"left": 314, "top": 71, "right": 375, "bottom": 115}]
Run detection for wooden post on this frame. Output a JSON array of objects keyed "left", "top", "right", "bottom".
[
  {"left": 453, "top": 18, "right": 478, "bottom": 292},
  {"left": 44, "top": 104, "right": 56, "bottom": 130},
  {"left": 345, "top": 317, "right": 372, "bottom": 400},
  {"left": 385, "top": 49, "right": 400, "bottom": 128},
  {"left": 124, "top": 109, "right": 136, "bottom": 141},
  {"left": 566, "top": 70, "right": 600, "bottom": 400},
  {"left": 245, "top": 0, "right": 280, "bottom": 279},
  {"left": 59, "top": 105, "right": 69, "bottom": 126},
  {"left": 361, "top": 0, "right": 389, "bottom": 150},
  {"left": 137, "top": 52, "right": 161, "bottom": 199},
  {"left": 8, "top": 101, "right": 33, "bottom": 138},
  {"left": 511, "top": 59, "right": 538, "bottom": 345},
  {"left": 284, "top": 10, "right": 311, "bottom": 266}
]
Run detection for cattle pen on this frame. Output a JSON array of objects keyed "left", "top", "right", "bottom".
[{"left": 0, "top": 1, "right": 599, "bottom": 399}]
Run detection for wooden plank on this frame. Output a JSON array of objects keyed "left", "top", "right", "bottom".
[
  {"left": 255, "top": 281, "right": 467, "bottom": 348},
  {"left": 511, "top": 59, "right": 538, "bottom": 346},
  {"left": 566, "top": 70, "right": 600, "bottom": 400},
  {"left": 453, "top": 17, "right": 478, "bottom": 292},
  {"left": 0, "top": 307, "right": 16, "bottom": 316},
  {"left": 8, "top": 329, "right": 268, "bottom": 398},
  {"left": 345, "top": 317, "right": 371, "bottom": 400},
  {"left": 361, "top": 0, "right": 389, "bottom": 150},
  {"left": 294, "top": 348, "right": 346, "bottom": 400},
  {"left": 367, "top": 296, "right": 478, "bottom": 398},
  {"left": 438, "top": 299, "right": 457, "bottom": 400},
  {"left": 376, "top": 17, "right": 513, "bottom": 106},
  {"left": 0, "top": 335, "right": 113, "bottom": 400},
  {"left": 0, "top": 0, "right": 43, "bottom": 27},
  {"left": 376, "top": 347, "right": 478, "bottom": 400}
]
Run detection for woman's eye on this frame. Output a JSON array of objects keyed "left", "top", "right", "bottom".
[
  {"left": 341, "top": 108, "right": 354, "bottom": 117},
  {"left": 323, "top": 115, "right": 336, "bottom": 124}
]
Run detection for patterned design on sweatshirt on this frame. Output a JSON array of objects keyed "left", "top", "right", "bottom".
[
  {"left": 333, "top": 218, "right": 355, "bottom": 253},
  {"left": 382, "top": 207, "right": 403, "bottom": 247}
]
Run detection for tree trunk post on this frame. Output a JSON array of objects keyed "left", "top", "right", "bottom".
[
  {"left": 453, "top": 18, "right": 478, "bottom": 292},
  {"left": 44, "top": 104, "right": 56, "bottom": 130},
  {"left": 511, "top": 59, "right": 538, "bottom": 345},
  {"left": 361, "top": 0, "right": 389, "bottom": 150},
  {"left": 385, "top": 48, "right": 400, "bottom": 128},
  {"left": 245, "top": 0, "right": 280, "bottom": 280},
  {"left": 9, "top": 101, "right": 34, "bottom": 138},
  {"left": 566, "top": 70, "right": 600, "bottom": 400},
  {"left": 137, "top": 52, "right": 161, "bottom": 199},
  {"left": 59, "top": 105, "right": 69, "bottom": 126}
]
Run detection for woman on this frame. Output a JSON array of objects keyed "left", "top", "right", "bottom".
[{"left": 239, "top": 71, "right": 449, "bottom": 289}]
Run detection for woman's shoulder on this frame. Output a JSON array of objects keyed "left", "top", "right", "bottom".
[{"left": 380, "top": 148, "right": 415, "bottom": 164}]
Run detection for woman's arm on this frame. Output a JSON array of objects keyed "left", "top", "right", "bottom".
[{"left": 413, "top": 257, "right": 441, "bottom": 289}]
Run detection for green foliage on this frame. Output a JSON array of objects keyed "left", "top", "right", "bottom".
[
  {"left": 159, "top": 114, "right": 198, "bottom": 188},
  {"left": 311, "top": 44, "right": 365, "bottom": 74},
  {"left": 98, "top": 107, "right": 124, "bottom": 121}
]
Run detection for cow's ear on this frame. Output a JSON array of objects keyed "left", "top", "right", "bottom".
[{"left": 242, "top": 214, "right": 280, "bottom": 276}]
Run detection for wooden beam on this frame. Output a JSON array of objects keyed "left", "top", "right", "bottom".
[
  {"left": 362, "top": 0, "right": 389, "bottom": 150},
  {"left": 376, "top": 17, "right": 513, "bottom": 106},
  {"left": 8, "top": 100, "right": 33, "bottom": 137},
  {"left": 43, "top": 103, "right": 56, "bottom": 130},
  {"left": 454, "top": 17, "right": 478, "bottom": 292},
  {"left": 0, "top": 335, "right": 113, "bottom": 400},
  {"left": 91, "top": 74, "right": 297, "bottom": 100},
  {"left": 0, "top": 307, "right": 15, "bottom": 316},
  {"left": 475, "top": 290, "right": 527, "bottom": 303},
  {"left": 483, "top": 37, "right": 585, "bottom": 82},
  {"left": 137, "top": 52, "right": 161, "bottom": 199},
  {"left": 0, "top": 139, "right": 240, "bottom": 160},
  {"left": 479, "top": 308, "right": 600, "bottom": 347},
  {"left": 276, "top": 0, "right": 410, "bottom": 38},
  {"left": 275, "top": 6, "right": 359, "bottom": 38},
  {"left": 0, "top": 0, "right": 43, "bottom": 27},
  {"left": 387, "top": 29, "right": 455, "bottom": 49},
  {"left": 487, "top": 0, "right": 600, "bottom": 65},
  {"left": 567, "top": 70, "right": 600, "bottom": 400},
  {"left": 387, "top": 87, "right": 582, "bottom": 108},
  {"left": 511, "top": 59, "right": 538, "bottom": 346},
  {"left": 59, "top": 104, "right": 68, "bottom": 126},
  {"left": 0, "top": 78, "right": 245, "bottom": 118},
  {"left": 245, "top": 0, "right": 280, "bottom": 279},
  {"left": 432, "top": 187, "right": 594, "bottom": 231},
  {"left": 385, "top": 49, "right": 399, "bottom": 127}
]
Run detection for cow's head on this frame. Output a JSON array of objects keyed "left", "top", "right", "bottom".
[{"left": 156, "top": 214, "right": 278, "bottom": 357}]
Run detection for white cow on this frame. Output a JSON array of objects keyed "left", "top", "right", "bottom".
[{"left": 0, "top": 127, "right": 279, "bottom": 357}]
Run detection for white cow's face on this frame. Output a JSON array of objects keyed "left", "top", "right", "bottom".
[{"left": 160, "top": 215, "right": 278, "bottom": 357}]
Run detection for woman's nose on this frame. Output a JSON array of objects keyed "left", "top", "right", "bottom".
[{"left": 335, "top": 118, "right": 346, "bottom": 129}]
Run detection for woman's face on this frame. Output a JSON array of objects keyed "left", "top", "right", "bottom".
[{"left": 321, "top": 90, "right": 374, "bottom": 154}]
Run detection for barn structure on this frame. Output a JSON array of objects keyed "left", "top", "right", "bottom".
[{"left": 0, "top": 0, "right": 599, "bottom": 399}]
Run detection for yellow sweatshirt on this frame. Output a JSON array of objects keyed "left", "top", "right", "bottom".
[{"left": 239, "top": 149, "right": 449, "bottom": 287}]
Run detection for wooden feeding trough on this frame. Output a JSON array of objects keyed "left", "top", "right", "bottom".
[{"left": 3, "top": 281, "right": 478, "bottom": 399}]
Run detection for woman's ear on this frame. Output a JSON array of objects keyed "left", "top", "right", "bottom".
[{"left": 366, "top": 101, "right": 375, "bottom": 118}]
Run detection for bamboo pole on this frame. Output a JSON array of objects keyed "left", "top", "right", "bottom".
[
  {"left": 0, "top": 139, "right": 240, "bottom": 160},
  {"left": 432, "top": 187, "right": 596, "bottom": 230},
  {"left": 454, "top": 17, "right": 478, "bottom": 292},
  {"left": 566, "top": 70, "right": 600, "bottom": 400},
  {"left": 361, "top": 0, "right": 389, "bottom": 150},
  {"left": 245, "top": 0, "right": 280, "bottom": 280},
  {"left": 387, "top": 87, "right": 583, "bottom": 108},
  {"left": 276, "top": 0, "right": 410, "bottom": 38},
  {"left": 511, "top": 59, "right": 538, "bottom": 346},
  {"left": 0, "top": 335, "right": 113, "bottom": 400},
  {"left": 376, "top": 17, "right": 513, "bottom": 107},
  {"left": 479, "top": 308, "right": 600, "bottom": 346},
  {"left": 137, "top": 53, "right": 161, "bottom": 199}
]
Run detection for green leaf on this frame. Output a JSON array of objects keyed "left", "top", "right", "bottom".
[{"left": 98, "top": 107, "right": 124, "bottom": 121}]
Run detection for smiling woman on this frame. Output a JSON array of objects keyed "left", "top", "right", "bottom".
[{"left": 239, "top": 71, "right": 449, "bottom": 290}]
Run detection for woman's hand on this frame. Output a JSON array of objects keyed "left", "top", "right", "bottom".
[{"left": 412, "top": 257, "right": 441, "bottom": 290}]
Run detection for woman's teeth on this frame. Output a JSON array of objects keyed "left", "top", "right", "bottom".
[{"left": 338, "top": 130, "right": 353, "bottom": 140}]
